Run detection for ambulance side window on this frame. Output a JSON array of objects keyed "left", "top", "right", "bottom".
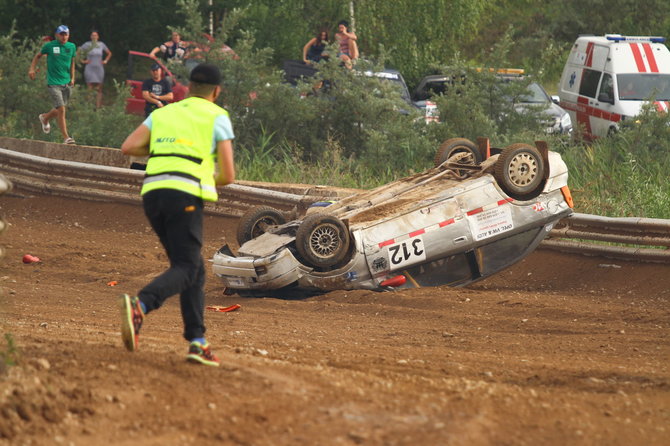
[
  {"left": 598, "top": 73, "right": 614, "bottom": 104},
  {"left": 579, "top": 69, "right": 602, "bottom": 98}
]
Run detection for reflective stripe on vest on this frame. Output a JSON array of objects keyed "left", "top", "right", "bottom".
[
  {"left": 141, "top": 97, "right": 229, "bottom": 202},
  {"left": 143, "top": 174, "right": 217, "bottom": 195}
]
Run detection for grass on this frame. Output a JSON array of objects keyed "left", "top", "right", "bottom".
[{"left": 0, "top": 333, "right": 19, "bottom": 375}]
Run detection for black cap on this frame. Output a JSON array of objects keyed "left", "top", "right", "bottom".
[
  {"left": 150, "top": 63, "right": 161, "bottom": 70},
  {"left": 189, "top": 63, "right": 222, "bottom": 85}
]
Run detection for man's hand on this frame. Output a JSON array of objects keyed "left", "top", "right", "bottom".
[{"left": 28, "top": 69, "right": 36, "bottom": 80}]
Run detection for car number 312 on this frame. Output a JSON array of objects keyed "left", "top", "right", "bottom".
[{"left": 387, "top": 236, "right": 427, "bottom": 270}]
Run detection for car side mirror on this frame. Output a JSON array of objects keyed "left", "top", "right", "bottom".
[
  {"left": 551, "top": 95, "right": 560, "bottom": 105},
  {"left": 598, "top": 92, "right": 614, "bottom": 104}
]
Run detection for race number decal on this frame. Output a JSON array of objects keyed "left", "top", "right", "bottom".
[
  {"left": 469, "top": 206, "right": 514, "bottom": 241},
  {"left": 387, "top": 236, "right": 426, "bottom": 270}
]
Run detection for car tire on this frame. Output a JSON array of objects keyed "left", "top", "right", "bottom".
[
  {"left": 494, "top": 143, "right": 545, "bottom": 199},
  {"left": 236, "top": 206, "right": 287, "bottom": 246},
  {"left": 434, "top": 138, "right": 482, "bottom": 167},
  {"left": 295, "top": 213, "right": 351, "bottom": 269}
]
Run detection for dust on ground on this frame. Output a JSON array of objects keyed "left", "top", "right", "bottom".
[{"left": 0, "top": 192, "right": 668, "bottom": 445}]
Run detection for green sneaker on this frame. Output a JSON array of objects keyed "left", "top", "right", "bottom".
[
  {"left": 186, "top": 341, "right": 220, "bottom": 367},
  {"left": 120, "top": 294, "right": 144, "bottom": 352}
]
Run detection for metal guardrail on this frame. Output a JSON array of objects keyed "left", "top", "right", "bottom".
[
  {"left": 2, "top": 146, "right": 669, "bottom": 263},
  {"left": 0, "top": 147, "right": 348, "bottom": 218},
  {"left": 542, "top": 213, "right": 670, "bottom": 263}
]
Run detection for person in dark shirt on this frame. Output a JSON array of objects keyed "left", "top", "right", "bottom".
[
  {"left": 302, "top": 30, "right": 329, "bottom": 64},
  {"left": 142, "top": 63, "right": 174, "bottom": 117}
]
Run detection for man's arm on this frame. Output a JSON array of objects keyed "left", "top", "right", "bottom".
[
  {"left": 214, "top": 139, "right": 235, "bottom": 185},
  {"left": 142, "top": 89, "right": 163, "bottom": 106},
  {"left": 158, "top": 91, "right": 174, "bottom": 102},
  {"left": 69, "top": 56, "right": 75, "bottom": 86},
  {"left": 121, "top": 124, "right": 151, "bottom": 157},
  {"left": 28, "top": 53, "right": 43, "bottom": 80}
]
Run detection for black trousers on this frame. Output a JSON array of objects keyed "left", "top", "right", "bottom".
[{"left": 138, "top": 189, "right": 206, "bottom": 341}]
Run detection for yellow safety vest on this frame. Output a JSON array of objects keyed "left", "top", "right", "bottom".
[{"left": 141, "top": 97, "right": 229, "bottom": 202}]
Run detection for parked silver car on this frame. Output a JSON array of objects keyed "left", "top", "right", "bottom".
[
  {"left": 412, "top": 72, "right": 573, "bottom": 134},
  {"left": 212, "top": 138, "right": 574, "bottom": 296}
]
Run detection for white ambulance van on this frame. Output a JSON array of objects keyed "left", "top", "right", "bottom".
[{"left": 558, "top": 34, "right": 670, "bottom": 139}]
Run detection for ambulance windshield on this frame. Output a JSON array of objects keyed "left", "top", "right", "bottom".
[{"left": 617, "top": 74, "right": 670, "bottom": 101}]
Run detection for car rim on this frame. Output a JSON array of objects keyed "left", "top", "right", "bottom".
[
  {"left": 507, "top": 152, "right": 538, "bottom": 186},
  {"left": 309, "top": 223, "right": 341, "bottom": 258}
]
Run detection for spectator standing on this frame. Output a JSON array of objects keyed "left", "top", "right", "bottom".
[
  {"left": 335, "top": 20, "right": 359, "bottom": 69},
  {"left": 302, "top": 30, "right": 329, "bottom": 64},
  {"left": 79, "top": 30, "right": 112, "bottom": 108},
  {"left": 119, "top": 63, "right": 236, "bottom": 367},
  {"left": 28, "top": 25, "right": 77, "bottom": 144},
  {"left": 142, "top": 63, "right": 174, "bottom": 117},
  {"left": 150, "top": 31, "right": 189, "bottom": 61}
]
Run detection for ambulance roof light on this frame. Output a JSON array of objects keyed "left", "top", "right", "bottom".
[{"left": 605, "top": 34, "right": 666, "bottom": 43}]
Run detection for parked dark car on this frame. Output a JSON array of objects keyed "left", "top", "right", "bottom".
[{"left": 282, "top": 60, "right": 416, "bottom": 111}]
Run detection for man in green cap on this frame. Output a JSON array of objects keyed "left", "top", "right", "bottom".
[{"left": 28, "top": 25, "right": 77, "bottom": 144}]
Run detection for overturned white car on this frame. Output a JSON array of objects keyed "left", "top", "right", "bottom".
[{"left": 212, "top": 138, "right": 574, "bottom": 296}]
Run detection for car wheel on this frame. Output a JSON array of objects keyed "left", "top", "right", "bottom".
[
  {"left": 494, "top": 143, "right": 545, "bottom": 198},
  {"left": 236, "top": 206, "right": 287, "bottom": 246},
  {"left": 295, "top": 213, "right": 350, "bottom": 269},
  {"left": 434, "top": 138, "right": 482, "bottom": 167}
]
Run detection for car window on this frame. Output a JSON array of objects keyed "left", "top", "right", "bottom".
[
  {"left": 424, "top": 80, "right": 449, "bottom": 98},
  {"left": 519, "top": 82, "right": 550, "bottom": 104},
  {"left": 579, "top": 69, "right": 602, "bottom": 98},
  {"left": 617, "top": 73, "right": 670, "bottom": 101},
  {"left": 599, "top": 73, "right": 614, "bottom": 102}
]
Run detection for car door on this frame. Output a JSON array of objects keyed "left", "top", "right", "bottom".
[{"left": 591, "top": 72, "right": 619, "bottom": 136}]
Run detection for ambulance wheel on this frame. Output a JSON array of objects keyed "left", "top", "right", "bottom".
[
  {"left": 494, "top": 143, "right": 545, "bottom": 199},
  {"left": 236, "top": 206, "right": 287, "bottom": 246},
  {"left": 296, "top": 213, "right": 350, "bottom": 269},
  {"left": 434, "top": 138, "right": 482, "bottom": 167}
]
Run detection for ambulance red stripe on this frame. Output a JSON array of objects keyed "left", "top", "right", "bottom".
[
  {"left": 584, "top": 42, "right": 594, "bottom": 67},
  {"left": 630, "top": 43, "right": 646, "bottom": 72},
  {"left": 642, "top": 43, "right": 659, "bottom": 72}
]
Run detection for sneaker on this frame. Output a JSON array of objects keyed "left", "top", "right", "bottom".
[
  {"left": 186, "top": 341, "right": 220, "bottom": 367},
  {"left": 120, "top": 294, "right": 144, "bottom": 352},
  {"left": 64, "top": 137, "right": 76, "bottom": 145},
  {"left": 38, "top": 114, "right": 50, "bottom": 134}
]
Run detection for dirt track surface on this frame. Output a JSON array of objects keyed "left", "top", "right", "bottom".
[{"left": 0, "top": 192, "right": 668, "bottom": 445}]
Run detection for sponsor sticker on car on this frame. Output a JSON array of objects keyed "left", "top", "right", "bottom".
[{"left": 468, "top": 206, "right": 514, "bottom": 241}]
